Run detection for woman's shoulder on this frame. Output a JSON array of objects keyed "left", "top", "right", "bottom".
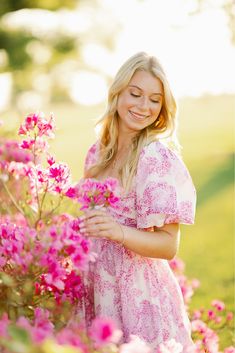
[
  {"left": 138, "top": 139, "right": 192, "bottom": 181},
  {"left": 140, "top": 140, "right": 181, "bottom": 163}
]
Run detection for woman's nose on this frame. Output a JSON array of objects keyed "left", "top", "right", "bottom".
[{"left": 138, "top": 96, "right": 149, "bottom": 110}]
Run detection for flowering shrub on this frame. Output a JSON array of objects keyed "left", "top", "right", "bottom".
[{"left": 0, "top": 113, "right": 234, "bottom": 353}]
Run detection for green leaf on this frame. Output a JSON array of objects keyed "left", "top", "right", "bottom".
[
  {"left": 0, "top": 272, "right": 15, "bottom": 287},
  {"left": 8, "top": 325, "right": 31, "bottom": 344}
]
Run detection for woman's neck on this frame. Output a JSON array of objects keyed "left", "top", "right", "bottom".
[{"left": 117, "top": 131, "right": 137, "bottom": 151}]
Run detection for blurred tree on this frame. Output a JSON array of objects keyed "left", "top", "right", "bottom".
[
  {"left": 0, "top": 0, "right": 78, "bottom": 16},
  {"left": 189, "top": 0, "right": 235, "bottom": 46},
  {"left": 0, "top": 0, "right": 120, "bottom": 113}
]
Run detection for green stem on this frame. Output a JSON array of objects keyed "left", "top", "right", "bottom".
[
  {"left": 0, "top": 180, "right": 25, "bottom": 216},
  {"left": 46, "top": 195, "right": 63, "bottom": 219}
]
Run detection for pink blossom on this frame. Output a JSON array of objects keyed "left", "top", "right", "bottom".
[
  {"left": 207, "top": 310, "right": 216, "bottom": 320},
  {"left": 56, "top": 324, "right": 85, "bottom": 348},
  {"left": 65, "top": 185, "right": 80, "bottom": 199},
  {"left": 202, "top": 327, "right": 219, "bottom": 353},
  {"left": 191, "top": 278, "right": 200, "bottom": 289},
  {"left": 0, "top": 313, "right": 10, "bottom": 337},
  {"left": 191, "top": 320, "right": 207, "bottom": 334},
  {"left": 214, "top": 316, "right": 222, "bottom": 324},
  {"left": 47, "top": 155, "right": 55, "bottom": 166},
  {"left": 37, "top": 113, "right": 55, "bottom": 138},
  {"left": 1, "top": 139, "right": 33, "bottom": 163},
  {"left": 168, "top": 258, "right": 185, "bottom": 274},
  {"left": 192, "top": 310, "right": 202, "bottom": 320},
  {"left": 226, "top": 312, "right": 234, "bottom": 321},
  {"left": 17, "top": 308, "right": 54, "bottom": 344},
  {"left": 8, "top": 161, "right": 31, "bottom": 180},
  {"left": 89, "top": 317, "right": 120, "bottom": 347},
  {"left": 77, "top": 177, "right": 120, "bottom": 209},
  {"left": 120, "top": 335, "right": 152, "bottom": 353},
  {"left": 18, "top": 114, "right": 37, "bottom": 134},
  {"left": 177, "top": 275, "right": 194, "bottom": 304},
  {"left": 20, "top": 139, "right": 35, "bottom": 150},
  {"left": 211, "top": 300, "right": 225, "bottom": 311}
]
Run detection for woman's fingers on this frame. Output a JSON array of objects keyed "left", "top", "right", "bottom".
[
  {"left": 80, "top": 214, "right": 112, "bottom": 235},
  {"left": 85, "top": 215, "right": 108, "bottom": 225},
  {"left": 83, "top": 208, "right": 106, "bottom": 219},
  {"left": 79, "top": 209, "right": 120, "bottom": 241}
]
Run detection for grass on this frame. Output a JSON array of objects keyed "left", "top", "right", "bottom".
[{"left": 1, "top": 94, "right": 234, "bottom": 347}]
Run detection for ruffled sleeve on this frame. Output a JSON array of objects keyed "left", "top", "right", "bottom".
[
  {"left": 136, "top": 141, "right": 196, "bottom": 228},
  {"left": 84, "top": 141, "right": 100, "bottom": 174}
]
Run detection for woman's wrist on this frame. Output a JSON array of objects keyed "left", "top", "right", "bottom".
[{"left": 117, "top": 223, "right": 125, "bottom": 246}]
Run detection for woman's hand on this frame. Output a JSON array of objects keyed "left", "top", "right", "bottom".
[{"left": 79, "top": 208, "right": 124, "bottom": 243}]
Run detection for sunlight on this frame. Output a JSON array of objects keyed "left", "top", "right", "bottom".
[
  {"left": 0, "top": 73, "right": 12, "bottom": 112},
  {"left": 68, "top": 71, "right": 107, "bottom": 105}
]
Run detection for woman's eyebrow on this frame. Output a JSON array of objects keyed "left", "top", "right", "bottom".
[{"left": 128, "top": 84, "right": 163, "bottom": 96}]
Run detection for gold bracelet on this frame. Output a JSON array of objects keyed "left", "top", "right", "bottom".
[{"left": 118, "top": 223, "right": 125, "bottom": 246}]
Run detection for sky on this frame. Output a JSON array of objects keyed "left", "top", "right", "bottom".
[
  {"left": 0, "top": 0, "right": 235, "bottom": 108},
  {"left": 80, "top": 0, "right": 235, "bottom": 103}
]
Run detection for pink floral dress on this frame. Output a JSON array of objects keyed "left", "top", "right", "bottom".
[{"left": 82, "top": 140, "right": 196, "bottom": 351}]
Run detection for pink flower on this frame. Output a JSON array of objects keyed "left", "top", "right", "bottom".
[
  {"left": 37, "top": 113, "right": 55, "bottom": 138},
  {"left": 0, "top": 313, "right": 10, "bottom": 337},
  {"left": 224, "top": 347, "right": 235, "bottom": 353},
  {"left": 65, "top": 185, "right": 80, "bottom": 199},
  {"left": 214, "top": 316, "right": 222, "bottom": 324},
  {"left": 56, "top": 325, "right": 85, "bottom": 348},
  {"left": 192, "top": 310, "right": 202, "bottom": 320},
  {"left": 168, "top": 258, "right": 185, "bottom": 274},
  {"left": 211, "top": 300, "right": 225, "bottom": 311},
  {"left": 191, "top": 320, "right": 207, "bottom": 334},
  {"left": 226, "top": 312, "right": 234, "bottom": 321},
  {"left": 207, "top": 310, "right": 216, "bottom": 320},
  {"left": 77, "top": 177, "right": 120, "bottom": 209},
  {"left": 89, "top": 317, "right": 120, "bottom": 347},
  {"left": 202, "top": 327, "right": 219, "bottom": 352},
  {"left": 47, "top": 155, "right": 55, "bottom": 166},
  {"left": 20, "top": 139, "right": 35, "bottom": 150},
  {"left": 17, "top": 308, "right": 54, "bottom": 344}
]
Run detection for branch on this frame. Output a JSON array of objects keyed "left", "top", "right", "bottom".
[{"left": 0, "top": 180, "right": 25, "bottom": 216}]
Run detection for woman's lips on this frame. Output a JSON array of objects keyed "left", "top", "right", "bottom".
[{"left": 129, "top": 110, "right": 149, "bottom": 120}]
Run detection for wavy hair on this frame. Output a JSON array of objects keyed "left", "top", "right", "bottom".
[{"left": 86, "top": 51, "right": 179, "bottom": 190}]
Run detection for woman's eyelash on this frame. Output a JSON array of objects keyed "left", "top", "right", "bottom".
[
  {"left": 131, "top": 92, "right": 160, "bottom": 103},
  {"left": 130, "top": 93, "right": 140, "bottom": 97}
]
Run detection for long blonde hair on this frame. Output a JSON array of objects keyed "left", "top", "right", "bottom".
[{"left": 86, "top": 51, "right": 179, "bottom": 190}]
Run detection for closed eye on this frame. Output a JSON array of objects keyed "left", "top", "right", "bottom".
[{"left": 130, "top": 93, "right": 141, "bottom": 98}]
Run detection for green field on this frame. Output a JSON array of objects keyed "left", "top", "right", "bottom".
[{"left": 1, "top": 94, "right": 234, "bottom": 347}]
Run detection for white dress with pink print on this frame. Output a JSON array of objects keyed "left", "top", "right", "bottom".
[{"left": 83, "top": 140, "right": 196, "bottom": 351}]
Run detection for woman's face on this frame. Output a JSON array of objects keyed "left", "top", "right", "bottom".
[{"left": 117, "top": 70, "right": 163, "bottom": 134}]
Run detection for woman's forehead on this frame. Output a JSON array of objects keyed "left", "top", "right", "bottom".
[{"left": 128, "top": 70, "right": 163, "bottom": 94}]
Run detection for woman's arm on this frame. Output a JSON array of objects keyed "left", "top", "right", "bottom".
[{"left": 80, "top": 209, "right": 180, "bottom": 260}]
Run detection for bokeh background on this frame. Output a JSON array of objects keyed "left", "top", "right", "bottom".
[{"left": 0, "top": 0, "right": 234, "bottom": 347}]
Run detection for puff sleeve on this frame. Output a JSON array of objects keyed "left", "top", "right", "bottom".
[{"left": 136, "top": 141, "right": 196, "bottom": 228}]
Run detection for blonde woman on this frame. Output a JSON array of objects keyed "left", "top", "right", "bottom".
[{"left": 80, "top": 52, "right": 196, "bottom": 351}]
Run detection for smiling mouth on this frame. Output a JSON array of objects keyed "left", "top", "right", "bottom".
[{"left": 129, "top": 110, "right": 149, "bottom": 120}]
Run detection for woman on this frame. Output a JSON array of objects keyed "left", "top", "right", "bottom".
[{"left": 79, "top": 52, "right": 196, "bottom": 351}]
